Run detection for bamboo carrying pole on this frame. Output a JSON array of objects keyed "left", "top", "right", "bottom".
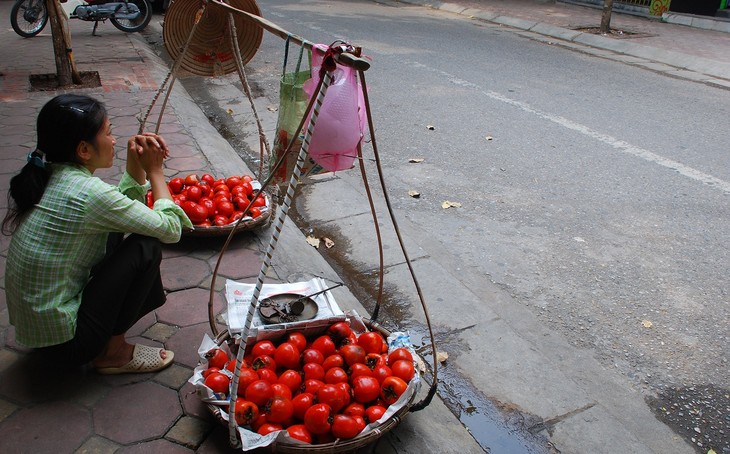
[{"left": 153, "top": 1, "right": 439, "bottom": 446}]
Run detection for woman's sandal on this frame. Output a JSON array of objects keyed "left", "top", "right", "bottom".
[{"left": 96, "top": 344, "right": 175, "bottom": 375}]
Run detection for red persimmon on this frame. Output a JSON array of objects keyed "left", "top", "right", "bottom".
[
  {"left": 302, "top": 348, "right": 325, "bottom": 365},
  {"left": 201, "top": 173, "right": 215, "bottom": 185},
  {"left": 251, "top": 355, "right": 276, "bottom": 371},
  {"left": 205, "top": 348, "right": 228, "bottom": 370},
  {"left": 286, "top": 424, "right": 313, "bottom": 443},
  {"left": 324, "top": 367, "right": 348, "bottom": 384},
  {"left": 339, "top": 344, "right": 366, "bottom": 367},
  {"left": 357, "top": 331, "right": 385, "bottom": 354},
  {"left": 302, "top": 362, "right": 325, "bottom": 382},
  {"left": 251, "top": 340, "right": 276, "bottom": 358},
  {"left": 331, "top": 414, "right": 362, "bottom": 440},
  {"left": 265, "top": 395, "right": 294, "bottom": 423},
  {"left": 351, "top": 375, "right": 381, "bottom": 404},
  {"left": 387, "top": 347, "right": 413, "bottom": 366},
  {"left": 278, "top": 369, "right": 303, "bottom": 393},
  {"left": 271, "top": 383, "right": 293, "bottom": 400},
  {"left": 316, "top": 383, "right": 350, "bottom": 413},
  {"left": 274, "top": 342, "right": 301, "bottom": 370},
  {"left": 327, "top": 321, "right": 353, "bottom": 345},
  {"left": 257, "top": 423, "right": 282, "bottom": 436},
  {"left": 349, "top": 363, "right": 373, "bottom": 379},
  {"left": 342, "top": 402, "right": 365, "bottom": 417},
  {"left": 364, "top": 405, "right": 387, "bottom": 424},
  {"left": 380, "top": 376, "right": 408, "bottom": 405},
  {"left": 184, "top": 173, "right": 199, "bottom": 186},
  {"left": 204, "top": 372, "right": 229, "bottom": 394},
  {"left": 168, "top": 177, "right": 184, "bottom": 194},
  {"left": 303, "top": 403, "right": 333, "bottom": 435},
  {"left": 291, "top": 392, "right": 315, "bottom": 420},
  {"left": 245, "top": 379, "right": 274, "bottom": 407},
  {"left": 371, "top": 364, "right": 393, "bottom": 384},
  {"left": 234, "top": 398, "right": 259, "bottom": 426},
  {"left": 322, "top": 354, "right": 345, "bottom": 371},
  {"left": 301, "top": 379, "right": 324, "bottom": 395},
  {"left": 235, "top": 367, "right": 261, "bottom": 397},
  {"left": 187, "top": 185, "right": 202, "bottom": 202},
  {"left": 311, "top": 336, "right": 337, "bottom": 357},
  {"left": 287, "top": 332, "right": 307, "bottom": 352},
  {"left": 390, "top": 359, "right": 415, "bottom": 383}
]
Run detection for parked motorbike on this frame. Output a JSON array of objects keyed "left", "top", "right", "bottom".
[{"left": 10, "top": 0, "right": 152, "bottom": 38}]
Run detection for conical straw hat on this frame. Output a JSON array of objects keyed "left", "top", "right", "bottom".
[{"left": 163, "top": 0, "right": 263, "bottom": 76}]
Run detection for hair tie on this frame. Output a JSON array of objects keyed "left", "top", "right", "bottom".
[{"left": 27, "top": 150, "right": 45, "bottom": 169}]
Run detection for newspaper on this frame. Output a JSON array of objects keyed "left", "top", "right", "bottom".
[{"left": 225, "top": 277, "right": 346, "bottom": 338}]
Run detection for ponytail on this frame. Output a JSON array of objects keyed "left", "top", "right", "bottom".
[
  {"left": 1, "top": 94, "right": 106, "bottom": 235},
  {"left": 2, "top": 153, "right": 50, "bottom": 234}
]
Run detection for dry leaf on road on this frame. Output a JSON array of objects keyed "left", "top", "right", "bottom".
[
  {"left": 441, "top": 200, "right": 462, "bottom": 209},
  {"left": 408, "top": 190, "right": 420, "bottom": 198},
  {"left": 306, "top": 236, "right": 320, "bottom": 248},
  {"left": 642, "top": 320, "right": 653, "bottom": 328}
]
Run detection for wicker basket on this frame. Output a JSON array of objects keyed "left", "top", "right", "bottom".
[
  {"left": 201, "top": 319, "right": 419, "bottom": 452},
  {"left": 182, "top": 191, "right": 273, "bottom": 237}
]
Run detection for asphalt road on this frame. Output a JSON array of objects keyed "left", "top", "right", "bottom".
[{"left": 147, "top": 0, "right": 729, "bottom": 451}]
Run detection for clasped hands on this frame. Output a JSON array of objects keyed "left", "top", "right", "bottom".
[{"left": 127, "top": 132, "right": 170, "bottom": 176}]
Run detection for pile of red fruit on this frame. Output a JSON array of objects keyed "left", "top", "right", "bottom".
[
  {"left": 146, "top": 173, "right": 267, "bottom": 227},
  {"left": 200, "top": 321, "right": 416, "bottom": 444}
]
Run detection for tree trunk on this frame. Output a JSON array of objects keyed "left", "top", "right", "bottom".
[
  {"left": 46, "top": 0, "right": 81, "bottom": 86},
  {"left": 600, "top": 0, "right": 615, "bottom": 34}
]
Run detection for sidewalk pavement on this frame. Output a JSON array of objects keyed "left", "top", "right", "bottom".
[{"left": 0, "top": 0, "right": 726, "bottom": 453}]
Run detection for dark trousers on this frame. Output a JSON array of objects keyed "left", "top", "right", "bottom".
[{"left": 38, "top": 234, "right": 165, "bottom": 368}]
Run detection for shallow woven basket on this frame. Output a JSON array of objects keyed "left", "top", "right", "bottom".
[
  {"left": 206, "top": 319, "right": 418, "bottom": 452},
  {"left": 182, "top": 191, "right": 273, "bottom": 237}
]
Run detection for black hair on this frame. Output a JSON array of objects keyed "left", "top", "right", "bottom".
[{"left": 1, "top": 94, "right": 107, "bottom": 235}]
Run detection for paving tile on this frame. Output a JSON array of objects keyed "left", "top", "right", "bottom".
[
  {"left": 161, "top": 255, "right": 211, "bottom": 291},
  {"left": 208, "top": 246, "right": 264, "bottom": 280},
  {"left": 0, "top": 352, "right": 94, "bottom": 405},
  {"left": 94, "top": 381, "right": 181, "bottom": 445},
  {"left": 165, "top": 415, "right": 214, "bottom": 449},
  {"left": 126, "top": 311, "right": 159, "bottom": 339},
  {"left": 143, "top": 322, "right": 179, "bottom": 343},
  {"left": 165, "top": 322, "right": 212, "bottom": 369},
  {"left": 195, "top": 425, "right": 248, "bottom": 454},
  {"left": 154, "top": 363, "right": 193, "bottom": 390},
  {"left": 116, "top": 438, "right": 194, "bottom": 453},
  {"left": 74, "top": 435, "right": 121, "bottom": 454},
  {"left": 165, "top": 156, "right": 210, "bottom": 173},
  {"left": 0, "top": 397, "right": 18, "bottom": 423},
  {"left": 157, "top": 287, "right": 226, "bottom": 327},
  {"left": 0, "top": 401, "right": 91, "bottom": 453},
  {"left": 179, "top": 381, "right": 211, "bottom": 420}
]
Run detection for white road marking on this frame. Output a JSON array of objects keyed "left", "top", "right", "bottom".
[{"left": 411, "top": 61, "right": 730, "bottom": 194}]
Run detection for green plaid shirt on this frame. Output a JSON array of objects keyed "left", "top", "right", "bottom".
[{"left": 6, "top": 163, "right": 193, "bottom": 348}]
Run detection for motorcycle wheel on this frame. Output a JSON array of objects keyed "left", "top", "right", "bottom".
[
  {"left": 110, "top": 0, "right": 152, "bottom": 33},
  {"left": 10, "top": 0, "right": 48, "bottom": 38}
]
